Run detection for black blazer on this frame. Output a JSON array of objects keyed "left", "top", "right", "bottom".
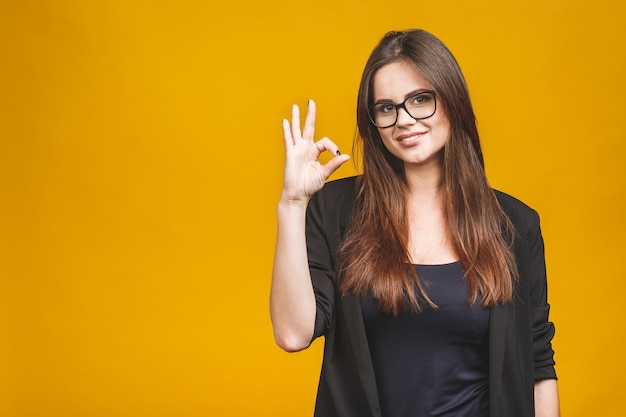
[{"left": 305, "top": 176, "right": 556, "bottom": 417}]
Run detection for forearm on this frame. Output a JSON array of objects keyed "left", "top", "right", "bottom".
[
  {"left": 534, "top": 379, "right": 560, "bottom": 417},
  {"left": 270, "top": 199, "right": 317, "bottom": 352}
]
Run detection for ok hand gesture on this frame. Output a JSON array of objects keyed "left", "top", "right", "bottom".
[{"left": 280, "top": 100, "right": 350, "bottom": 204}]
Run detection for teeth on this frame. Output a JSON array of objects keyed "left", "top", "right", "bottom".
[{"left": 400, "top": 134, "right": 421, "bottom": 141}]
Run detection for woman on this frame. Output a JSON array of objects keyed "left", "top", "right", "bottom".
[{"left": 271, "top": 29, "right": 559, "bottom": 417}]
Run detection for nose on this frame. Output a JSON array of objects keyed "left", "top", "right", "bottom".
[{"left": 395, "top": 106, "right": 416, "bottom": 127}]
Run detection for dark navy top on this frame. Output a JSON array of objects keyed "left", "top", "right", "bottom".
[{"left": 361, "top": 262, "right": 490, "bottom": 417}]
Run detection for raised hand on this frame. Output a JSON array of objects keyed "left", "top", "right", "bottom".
[
  {"left": 280, "top": 100, "right": 350, "bottom": 204},
  {"left": 272, "top": 99, "right": 349, "bottom": 352}
]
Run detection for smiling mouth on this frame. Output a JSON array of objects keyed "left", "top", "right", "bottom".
[{"left": 396, "top": 132, "right": 426, "bottom": 142}]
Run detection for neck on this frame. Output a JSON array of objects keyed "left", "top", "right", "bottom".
[{"left": 404, "top": 160, "right": 443, "bottom": 201}]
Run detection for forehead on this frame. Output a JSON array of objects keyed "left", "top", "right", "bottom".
[{"left": 372, "top": 60, "right": 432, "bottom": 101}]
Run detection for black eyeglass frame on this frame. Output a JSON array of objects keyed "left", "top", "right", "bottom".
[{"left": 367, "top": 90, "right": 438, "bottom": 128}]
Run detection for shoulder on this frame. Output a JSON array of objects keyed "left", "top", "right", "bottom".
[
  {"left": 311, "top": 176, "right": 358, "bottom": 210},
  {"left": 307, "top": 176, "right": 358, "bottom": 228},
  {"left": 318, "top": 175, "right": 358, "bottom": 199},
  {"left": 493, "top": 189, "right": 540, "bottom": 233}
]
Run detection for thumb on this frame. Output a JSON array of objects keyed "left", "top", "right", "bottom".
[{"left": 321, "top": 154, "right": 351, "bottom": 179}]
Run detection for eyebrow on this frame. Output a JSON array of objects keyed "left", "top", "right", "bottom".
[{"left": 373, "top": 88, "right": 432, "bottom": 104}]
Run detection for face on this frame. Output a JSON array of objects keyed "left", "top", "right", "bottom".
[{"left": 371, "top": 60, "right": 451, "bottom": 171}]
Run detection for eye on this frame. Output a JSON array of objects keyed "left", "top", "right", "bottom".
[
  {"left": 375, "top": 103, "right": 396, "bottom": 114},
  {"left": 408, "top": 93, "right": 432, "bottom": 106}
]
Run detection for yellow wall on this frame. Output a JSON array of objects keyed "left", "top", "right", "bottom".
[{"left": 1, "top": 0, "right": 624, "bottom": 415}]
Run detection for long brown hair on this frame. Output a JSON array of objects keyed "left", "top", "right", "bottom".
[{"left": 337, "top": 29, "right": 517, "bottom": 314}]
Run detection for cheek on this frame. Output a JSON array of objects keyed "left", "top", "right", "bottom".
[
  {"left": 441, "top": 123, "right": 452, "bottom": 143},
  {"left": 432, "top": 113, "right": 452, "bottom": 142},
  {"left": 377, "top": 129, "right": 395, "bottom": 149}
]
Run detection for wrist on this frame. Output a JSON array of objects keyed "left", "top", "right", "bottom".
[{"left": 277, "top": 193, "right": 309, "bottom": 210}]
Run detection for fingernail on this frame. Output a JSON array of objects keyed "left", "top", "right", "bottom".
[{"left": 336, "top": 150, "right": 341, "bottom": 156}]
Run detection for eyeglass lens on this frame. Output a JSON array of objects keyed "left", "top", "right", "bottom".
[{"left": 369, "top": 92, "right": 436, "bottom": 128}]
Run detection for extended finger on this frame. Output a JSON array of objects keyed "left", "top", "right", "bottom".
[
  {"left": 282, "top": 119, "right": 294, "bottom": 147},
  {"left": 291, "top": 104, "right": 302, "bottom": 140},
  {"left": 302, "top": 99, "right": 316, "bottom": 141}
]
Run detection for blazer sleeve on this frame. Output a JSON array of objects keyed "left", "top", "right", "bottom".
[
  {"left": 306, "top": 187, "right": 337, "bottom": 341},
  {"left": 527, "top": 210, "right": 557, "bottom": 381}
]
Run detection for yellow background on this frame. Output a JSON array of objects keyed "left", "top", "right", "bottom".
[{"left": 1, "top": 0, "right": 625, "bottom": 416}]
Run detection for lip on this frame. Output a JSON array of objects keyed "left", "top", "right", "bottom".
[{"left": 395, "top": 131, "right": 427, "bottom": 145}]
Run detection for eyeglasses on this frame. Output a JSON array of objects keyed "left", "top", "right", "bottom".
[{"left": 368, "top": 90, "right": 437, "bottom": 128}]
